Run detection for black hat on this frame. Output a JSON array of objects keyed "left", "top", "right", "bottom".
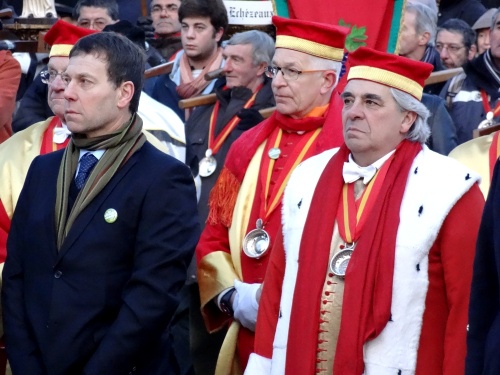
[
  {"left": 55, "top": 3, "right": 74, "bottom": 19},
  {"left": 103, "top": 20, "right": 146, "bottom": 50}
]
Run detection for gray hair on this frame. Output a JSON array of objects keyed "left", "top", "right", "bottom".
[
  {"left": 226, "top": 30, "right": 275, "bottom": 66},
  {"left": 491, "top": 8, "right": 500, "bottom": 30},
  {"left": 408, "top": 0, "right": 437, "bottom": 15},
  {"left": 406, "top": 2, "right": 438, "bottom": 46},
  {"left": 73, "top": 0, "right": 119, "bottom": 20},
  {"left": 307, "top": 55, "right": 343, "bottom": 88},
  {"left": 390, "top": 88, "right": 430, "bottom": 144}
]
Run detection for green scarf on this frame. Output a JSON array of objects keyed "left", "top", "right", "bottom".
[{"left": 55, "top": 113, "right": 146, "bottom": 250}]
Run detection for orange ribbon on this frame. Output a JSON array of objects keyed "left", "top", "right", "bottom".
[
  {"left": 207, "top": 84, "right": 262, "bottom": 155},
  {"left": 336, "top": 155, "right": 394, "bottom": 244},
  {"left": 481, "top": 90, "right": 500, "bottom": 118},
  {"left": 258, "top": 127, "right": 322, "bottom": 224}
]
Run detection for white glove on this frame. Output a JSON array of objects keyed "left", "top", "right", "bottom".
[{"left": 233, "top": 280, "right": 261, "bottom": 331}]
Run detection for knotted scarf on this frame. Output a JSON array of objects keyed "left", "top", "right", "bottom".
[
  {"left": 176, "top": 47, "right": 224, "bottom": 99},
  {"left": 55, "top": 113, "right": 146, "bottom": 250}
]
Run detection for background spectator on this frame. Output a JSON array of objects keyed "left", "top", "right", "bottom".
[{"left": 436, "top": 18, "right": 477, "bottom": 69}]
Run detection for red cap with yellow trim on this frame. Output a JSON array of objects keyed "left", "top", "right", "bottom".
[
  {"left": 346, "top": 47, "right": 433, "bottom": 100},
  {"left": 272, "top": 16, "right": 348, "bottom": 62},
  {"left": 44, "top": 20, "right": 98, "bottom": 58}
]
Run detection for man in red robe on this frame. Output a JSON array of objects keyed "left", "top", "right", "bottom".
[
  {"left": 196, "top": 16, "right": 348, "bottom": 374},
  {"left": 245, "top": 47, "right": 485, "bottom": 375}
]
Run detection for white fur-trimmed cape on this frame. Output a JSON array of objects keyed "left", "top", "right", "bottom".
[{"left": 245, "top": 146, "right": 480, "bottom": 375}]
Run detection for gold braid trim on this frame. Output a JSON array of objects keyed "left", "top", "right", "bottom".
[
  {"left": 50, "top": 44, "right": 74, "bottom": 57},
  {"left": 215, "top": 321, "right": 243, "bottom": 375},
  {"left": 207, "top": 166, "right": 241, "bottom": 227},
  {"left": 198, "top": 252, "right": 240, "bottom": 331},
  {"left": 348, "top": 66, "right": 423, "bottom": 100},
  {"left": 276, "top": 35, "right": 344, "bottom": 61}
]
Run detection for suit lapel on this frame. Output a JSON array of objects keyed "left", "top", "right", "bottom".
[{"left": 55, "top": 153, "right": 139, "bottom": 263}]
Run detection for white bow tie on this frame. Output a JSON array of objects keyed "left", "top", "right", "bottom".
[
  {"left": 53, "top": 125, "right": 72, "bottom": 144},
  {"left": 342, "top": 162, "right": 378, "bottom": 184}
]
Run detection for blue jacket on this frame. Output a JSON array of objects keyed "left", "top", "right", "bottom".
[{"left": 440, "top": 51, "right": 500, "bottom": 145}]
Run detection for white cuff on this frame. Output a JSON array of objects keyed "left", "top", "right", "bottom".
[{"left": 244, "top": 353, "right": 271, "bottom": 375}]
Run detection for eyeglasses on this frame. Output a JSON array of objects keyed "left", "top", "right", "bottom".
[
  {"left": 77, "top": 18, "right": 109, "bottom": 30},
  {"left": 151, "top": 4, "right": 179, "bottom": 13},
  {"left": 435, "top": 43, "right": 466, "bottom": 54},
  {"left": 40, "top": 69, "right": 64, "bottom": 84},
  {"left": 265, "top": 66, "right": 328, "bottom": 81}
]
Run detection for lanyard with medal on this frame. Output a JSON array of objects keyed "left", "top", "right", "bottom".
[
  {"left": 478, "top": 90, "right": 500, "bottom": 129},
  {"left": 330, "top": 156, "right": 393, "bottom": 277},
  {"left": 242, "top": 127, "right": 322, "bottom": 258},
  {"left": 199, "top": 85, "right": 262, "bottom": 177}
]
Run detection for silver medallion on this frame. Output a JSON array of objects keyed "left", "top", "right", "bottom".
[
  {"left": 329, "top": 243, "right": 356, "bottom": 277},
  {"left": 199, "top": 149, "right": 217, "bottom": 177},
  {"left": 242, "top": 218, "right": 270, "bottom": 258},
  {"left": 268, "top": 147, "right": 281, "bottom": 160},
  {"left": 478, "top": 111, "right": 494, "bottom": 129}
]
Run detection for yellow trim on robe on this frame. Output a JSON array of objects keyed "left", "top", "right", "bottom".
[
  {"left": 198, "top": 144, "right": 265, "bottom": 328},
  {"left": 197, "top": 143, "right": 265, "bottom": 375},
  {"left": 142, "top": 130, "right": 170, "bottom": 153},
  {"left": 0, "top": 117, "right": 53, "bottom": 219},
  {"left": 449, "top": 133, "right": 493, "bottom": 198},
  {"left": 228, "top": 143, "right": 265, "bottom": 278},
  {"left": 214, "top": 144, "right": 265, "bottom": 375},
  {"left": 215, "top": 321, "right": 242, "bottom": 375},
  {"left": 198, "top": 251, "right": 241, "bottom": 331}
]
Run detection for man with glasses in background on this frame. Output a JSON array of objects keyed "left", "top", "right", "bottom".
[
  {"left": 196, "top": 16, "right": 347, "bottom": 374},
  {"left": 435, "top": 18, "right": 477, "bottom": 69},
  {"left": 11, "top": 0, "right": 119, "bottom": 132},
  {"left": 442, "top": 9, "right": 500, "bottom": 145}
]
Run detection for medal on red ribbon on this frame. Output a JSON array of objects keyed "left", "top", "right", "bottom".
[{"left": 242, "top": 127, "right": 322, "bottom": 258}]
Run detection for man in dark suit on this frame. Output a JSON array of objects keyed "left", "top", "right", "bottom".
[{"left": 2, "top": 32, "right": 200, "bottom": 375}]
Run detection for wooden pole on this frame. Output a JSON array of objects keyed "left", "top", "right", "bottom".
[{"left": 141, "top": 0, "right": 149, "bottom": 17}]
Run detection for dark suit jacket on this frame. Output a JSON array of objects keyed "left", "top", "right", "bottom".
[
  {"left": 2, "top": 141, "right": 201, "bottom": 375},
  {"left": 466, "top": 159, "right": 500, "bottom": 375}
]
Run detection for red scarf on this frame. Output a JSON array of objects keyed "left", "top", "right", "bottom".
[
  {"left": 286, "top": 140, "right": 422, "bottom": 375},
  {"left": 40, "top": 116, "right": 69, "bottom": 154}
]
